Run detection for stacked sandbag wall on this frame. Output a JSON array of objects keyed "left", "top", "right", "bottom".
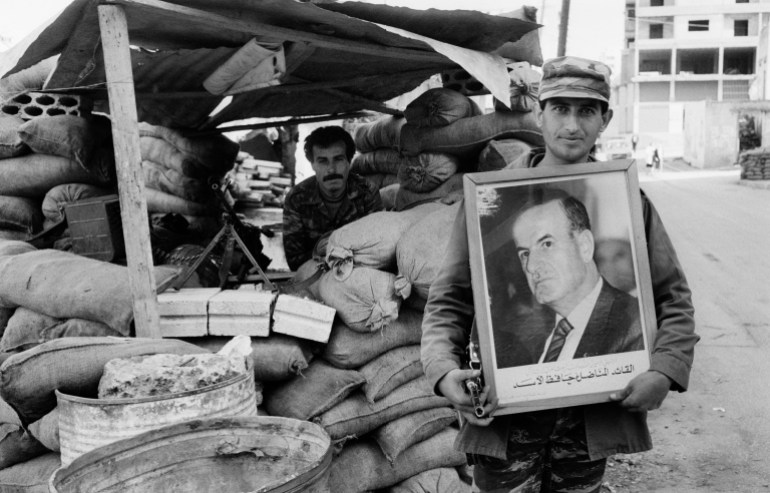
[
  {"left": 260, "top": 201, "right": 470, "bottom": 491},
  {"left": 739, "top": 148, "right": 770, "bottom": 181},
  {"left": 353, "top": 76, "right": 543, "bottom": 213}
]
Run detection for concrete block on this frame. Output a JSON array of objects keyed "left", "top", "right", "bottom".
[
  {"left": 272, "top": 293, "right": 335, "bottom": 343},
  {"left": 0, "top": 92, "right": 93, "bottom": 120},
  {"left": 208, "top": 289, "right": 275, "bottom": 337},
  {"left": 157, "top": 288, "right": 220, "bottom": 337}
]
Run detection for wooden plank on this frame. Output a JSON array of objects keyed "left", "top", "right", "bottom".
[
  {"left": 112, "top": 0, "right": 449, "bottom": 64},
  {"left": 272, "top": 294, "right": 336, "bottom": 343},
  {"left": 98, "top": 4, "right": 160, "bottom": 339}
]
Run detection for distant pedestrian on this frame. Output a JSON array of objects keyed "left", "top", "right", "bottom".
[
  {"left": 652, "top": 146, "right": 661, "bottom": 172},
  {"left": 631, "top": 134, "right": 639, "bottom": 153},
  {"left": 645, "top": 143, "right": 654, "bottom": 171}
]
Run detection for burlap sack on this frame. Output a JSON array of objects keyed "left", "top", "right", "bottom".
[
  {"left": 1, "top": 308, "right": 123, "bottom": 353},
  {"left": 0, "top": 239, "right": 36, "bottom": 257},
  {"left": 317, "top": 267, "right": 401, "bottom": 333},
  {"left": 0, "top": 154, "right": 112, "bottom": 199},
  {"left": 325, "top": 204, "right": 444, "bottom": 278},
  {"left": 0, "top": 337, "right": 208, "bottom": 425},
  {"left": 327, "top": 428, "right": 466, "bottom": 493},
  {"left": 478, "top": 138, "right": 533, "bottom": 172},
  {"left": 399, "top": 111, "right": 542, "bottom": 160},
  {"left": 0, "top": 423, "right": 48, "bottom": 471},
  {"left": 361, "top": 173, "right": 399, "bottom": 192},
  {"left": 396, "top": 152, "right": 459, "bottom": 193},
  {"left": 140, "top": 136, "right": 207, "bottom": 178},
  {"left": 184, "top": 334, "right": 314, "bottom": 383},
  {"left": 138, "top": 122, "right": 239, "bottom": 175},
  {"left": 385, "top": 467, "right": 468, "bottom": 493},
  {"left": 360, "top": 345, "right": 422, "bottom": 403},
  {"left": 394, "top": 172, "right": 464, "bottom": 212},
  {"left": 403, "top": 88, "right": 482, "bottom": 127},
  {"left": 380, "top": 183, "right": 399, "bottom": 211},
  {"left": 145, "top": 187, "right": 211, "bottom": 216},
  {"left": 351, "top": 149, "right": 404, "bottom": 176},
  {"left": 494, "top": 62, "right": 541, "bottom": 114},
  {"left": 0, "top": 195, "right": 43, "bottom": 234},
  {"left": 18, "top": 114, "right": 115, "bottom": 179},
  {"left": 0, "top": 249, "right": 180, "bottom": 333},
  {"left": 0, "top": 115, "right": 29, "bottom": 158},
  {"left": 395, "top": 203, "right": 459, "bottom": 303},
  {"left": 0, "top": 452, "right": 61, "bottom": 491},
  {"left": 264, "top": 360, "right": 365, "bottom": 420},
  {"left": 315, "top": 377, "right": 449, "bottom": 440},
  {"left": 372, "top": 407, "right": 457, "bottom": 464},
  {"left": 323, "top": 308, "right": 423, "bottom": 369},
  {"left": 353, "top": 116, "right": 406, "bottom": 153},
  {"left": 28, "top": 407, "right": 59, "bottom": 452},
  {"left": 142, "top": 160, "right": 211, "bottom": 203}
]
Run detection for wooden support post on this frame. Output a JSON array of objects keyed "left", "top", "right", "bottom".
[{"left": 98, "top": 5, "right": 160, "bottom": 338}]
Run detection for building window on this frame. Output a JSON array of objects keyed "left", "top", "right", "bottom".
[
  {"left": 650, "top": 24, "right": 664, "bottom": 39},
  {"left": 650, "top": 0, "right": 664, "bottom": 6},
  {"left": 688, "top": 20, "right": 709, "bottom": 32},
  {"left": 736, "top": 0, "right": 749, "bottom": 4},
  {"left": 735, "top": 19, "right": 749, "bottom": 36}
]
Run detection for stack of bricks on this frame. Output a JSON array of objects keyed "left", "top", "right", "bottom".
[
  {"left": 0, "top": 92, "right": 92, "bottom": 120},
  {"left": 739, "top": 148, "right": 770, "bottom": 181}
]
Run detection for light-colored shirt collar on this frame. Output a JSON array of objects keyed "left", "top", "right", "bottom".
[{"left": 538, "top": 278, "right": 604, "bottom": 363}]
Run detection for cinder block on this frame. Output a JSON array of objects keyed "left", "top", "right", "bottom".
[
  {"left": 157, "top": 288, "right": 221, "bottom": 337},
  {"left": 208, "top": 289, "right": 275, "bottom": 337},
  {"left": 272, "top": 293, "right": 336, "bottom": 343},
  {"left": 0, "top": 92, "right": 93, "bottom": 120}
]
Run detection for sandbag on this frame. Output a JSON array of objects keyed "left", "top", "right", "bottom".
[
  {"left": 394, "top": 172, "right": 464, "bottom": 212},
  {"left": 372, "top": 407, "right": 457, "bottom": 464},
  {"left": 28, "top": 407, "right": 59, "bottom": 452},
  {"left": 380, "top": 183, "right": 399, "bottom": 211},
  {"left": 0, "top": 337, "right": 209, "bottom": 425},
  {"left": 385, "top": 467, "right": 468, "bottom": 493},
  {"left": 351, "top": 149, "right": 403, "bottom": 176},
  {"left": 138, "top": 122, "right": 238, "bottom": 175},
  {"left": 492, "top": 6, "right": 544, "bottom": 66},
  {"left": 317, "top": 267, "right": 401, "bottom": 333},
  {"left": 323, "top": 308, "right": 423, "bottom": 369},
  {"left": 0, "top": 56, "right": 58, "bottom": 94},
  {"left": 0, "top": 195, "right": 42, "bottom": 234},
  {"left": 361, "top": 173, "right": 399, "bottom": 192},
  {"left": 327, "top": 428, "right": 465, "bottom": 493},
  {"left": 0, "top": 230, "right": 28, "bottom": 241},
  {"left": 0, "top": 308, "right": 13, "bottom": 338},
  {"left": 395, "top": 203, "right": 459, "bottom": 303},
  {"left": 1, "top": 308, "right": 123, "bottom": 354},
  {"left": 397, "top": 152, "right": 459, "bottom": 193},
  {"left": 0, "top": 153, "right": 112, "bottom": 198},
  {"left": 41, "top": 183, "right": 114, "bottom": 226},
  {"left": 142, "top": 160, "right": 211, "bottom": 202},
  {"left": 494, "top": 62, "right": 541, "bottom": 114},
  {"left": 0, "top": 239, "right": 36, "bottom": 257},
  {"left": 353, "top": 116, "right": 405, "bottom": 153},
  {"left": 17, "top": 114, "right": 115, "bottom": 180},
  {"left": 0, "top": 115, "right": 29, "bottom": 158},
  {"left": 360, "top": 345, "right": 422, "bottom": 403},
  {"left": 477, "top": 138, "right": 533, "bottom": 172},
  {"left": 404, "top": 88, "right": 482, "bottom": 128},
  {"left": 0, "top": 452, "right": 61, "bottom": 492},
  {"left": 264, "top": 360, "right": 365, "bottom": 420},
  {"left": 0, "top": 250, "right": 181, "bottom": 333},
  {"left": 140, "top": 136, "right": 207, "bottom": 178},
  {"left": 325, "top": 204, "right": 445, "bottom": 278},
  {"left": 315, "top": 377, "right": 449, "bottom": 440},
  {"left": 145, "top": 187, "right": 212, "bottom": 216},
  {"left": 0, "top": 423, "right": 48, "bottom": 471},
  {"left": 185, "top": 334, "right": 314, "bottom": 383},
  {"left": 399, "top": 111, "right": 542, "bottom": 160}
]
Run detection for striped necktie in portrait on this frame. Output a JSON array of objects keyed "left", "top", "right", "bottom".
[{"left": 543, "top": 318, "right": 573, "bottom": 363}]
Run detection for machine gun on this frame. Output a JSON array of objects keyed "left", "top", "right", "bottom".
[{"left": 465, "top": 339, "right": 486, "bottom": 419}]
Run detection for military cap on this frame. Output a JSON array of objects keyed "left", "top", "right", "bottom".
[{"left": 538, "top": 56, "right": 612, "bottom": 103}]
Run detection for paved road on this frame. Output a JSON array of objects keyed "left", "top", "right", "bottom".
[{"left": 609, "top": 169, "right": 770, "bottom": 491}]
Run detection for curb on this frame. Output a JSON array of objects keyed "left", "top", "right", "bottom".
[{"left": 737, "top": 179, "right": 770, "bottom": 190}]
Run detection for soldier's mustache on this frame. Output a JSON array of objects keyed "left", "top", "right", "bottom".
[{"left": 323, "top": 174, "right": 344, "bottom": 182}]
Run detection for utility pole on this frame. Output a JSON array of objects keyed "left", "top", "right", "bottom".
[{"left": 557, "top": 0, "right": 571, "bottom": 57}]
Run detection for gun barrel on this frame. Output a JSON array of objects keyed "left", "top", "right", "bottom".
[{"left": 465, "top": 379, "right": 485, "bottom": 418}]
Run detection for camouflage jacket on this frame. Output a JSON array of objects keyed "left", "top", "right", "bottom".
[{"left": 282, "top": 173, "right": 383, "bottom": 271}]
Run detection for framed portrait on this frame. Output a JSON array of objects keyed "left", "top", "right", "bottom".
[{"left": 463, "top": 160, "right": 656, "bottom": 415}]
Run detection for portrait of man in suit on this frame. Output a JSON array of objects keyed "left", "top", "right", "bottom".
[{"left": 493, "top": 187, "right": 644, "bottom": 368}]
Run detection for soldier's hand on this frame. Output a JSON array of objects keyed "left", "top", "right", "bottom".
[
  {"left": 437, "top": 369, "right": 497, "bottom": 426},
  {"left": 609, "top": 370, "right": 672, "bottom": 412}
]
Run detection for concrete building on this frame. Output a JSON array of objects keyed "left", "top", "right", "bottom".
[{"left": 615, "top": 0, "right": 770, "bottom": 168}]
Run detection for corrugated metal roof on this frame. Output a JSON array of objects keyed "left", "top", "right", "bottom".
[{"left": 3, "top": 0, "right": 542, "bottom": 130}]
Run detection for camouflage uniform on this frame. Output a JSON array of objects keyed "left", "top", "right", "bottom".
[{"left": 282, "top": 173, "right": 383, "bottom": 271}]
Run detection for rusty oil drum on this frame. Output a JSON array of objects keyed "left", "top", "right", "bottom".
[{"left": 56, "top": 362, "right": 258, "bottom": 466}]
